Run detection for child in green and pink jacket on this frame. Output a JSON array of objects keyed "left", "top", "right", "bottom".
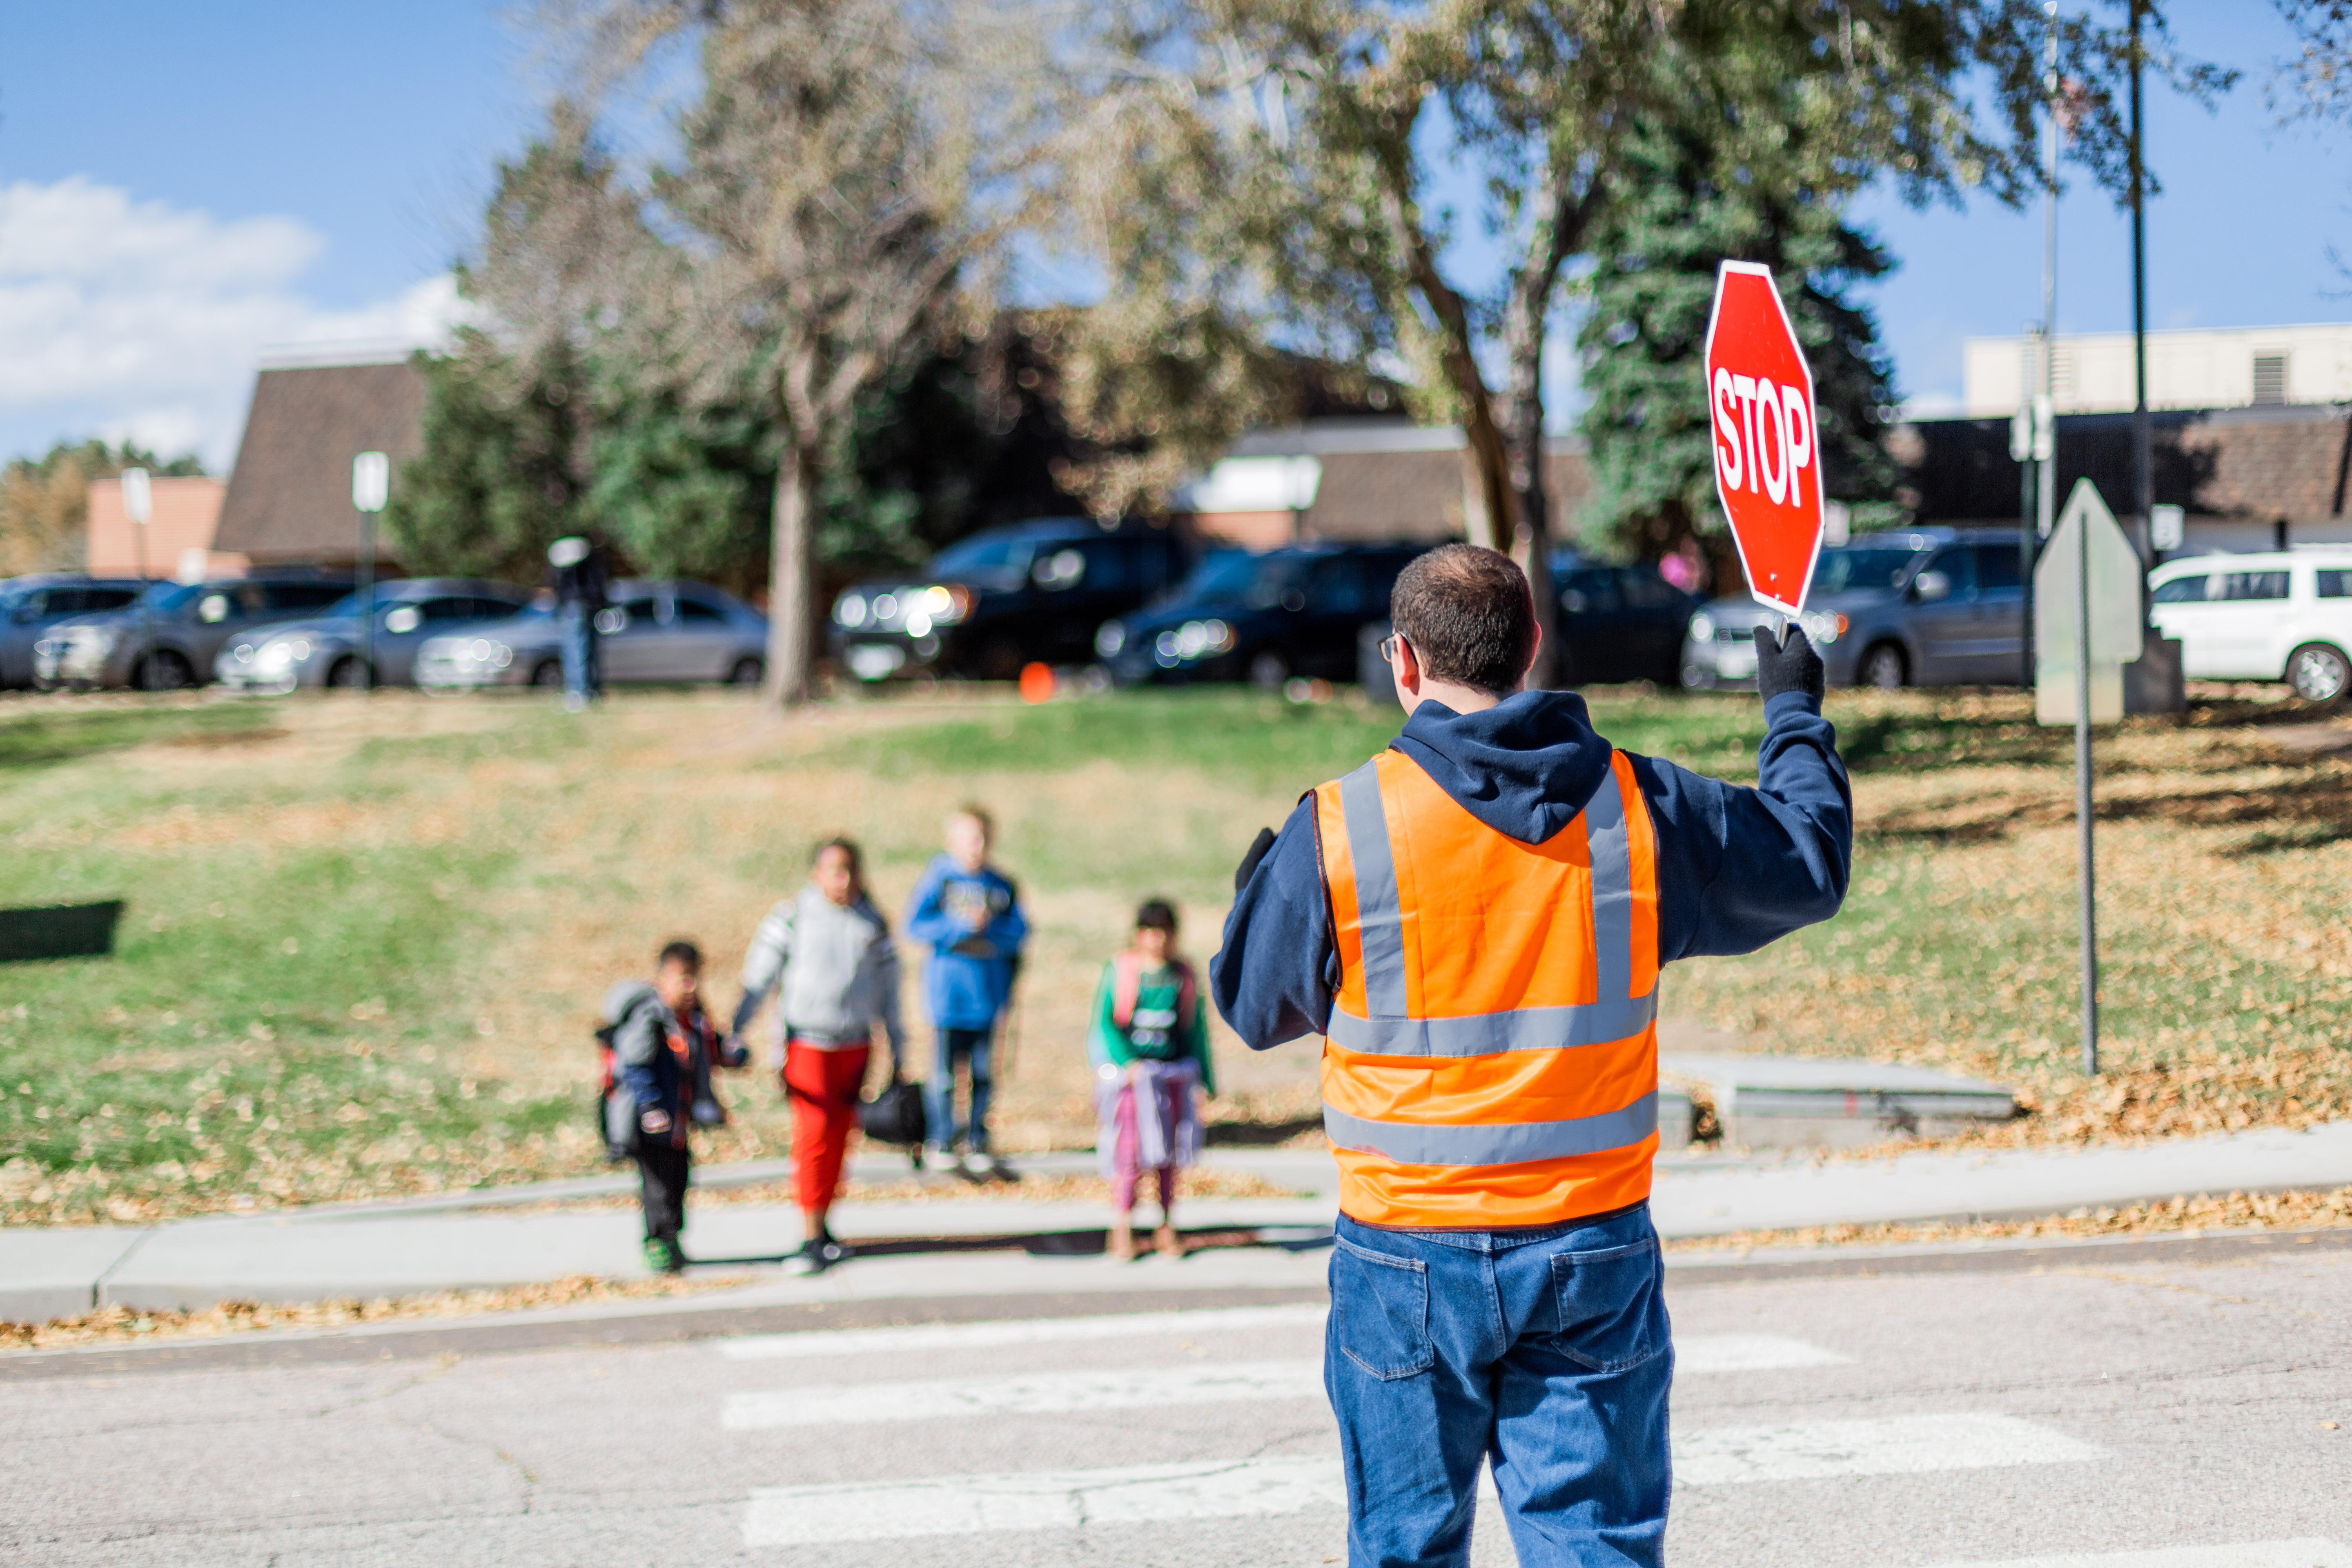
[{"left": 1088, "top": 899, "right": 1215, "bottom": 1262}]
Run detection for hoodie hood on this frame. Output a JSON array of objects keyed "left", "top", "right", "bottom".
[
  {"left": 1390, "top": 690, "right": 1615, "bottom": 845},
  {"left": 602, "top": 979, "right": 662, "bottom": 1027}
]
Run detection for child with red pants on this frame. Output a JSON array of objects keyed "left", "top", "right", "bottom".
[{"left": 732, "top": 838, "right": 905, "bottom": 1275}]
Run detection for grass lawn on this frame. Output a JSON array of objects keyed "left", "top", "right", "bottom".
[{"left": 3, "top": 676, "right": 2350, "bottom": 1227}]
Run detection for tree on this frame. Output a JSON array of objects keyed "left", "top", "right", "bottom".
[
  {"left": 1067, "top": 0, "right": 2218, "bottom": 683},
  {"left": 1576, "top": 73, "right": 1900, "bottom": 578},
  {"left": 505, "top": 0, "right": 1058, "bottom": 707},
  {"left": 385, "top": 333, "right": 585, "bottom": 584},
  {"left": 0, "top": 440, "right": 203, "bottom": 579}
]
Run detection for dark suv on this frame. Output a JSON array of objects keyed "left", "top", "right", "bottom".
[
  {"left": 830, "top": 519, "right": 1190, "bottom": 681},
  {"left": 1100, "top": 543, "right": 1425, "bottom": 688}
]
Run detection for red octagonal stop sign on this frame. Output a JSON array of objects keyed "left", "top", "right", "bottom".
[{"left": 1704, "top": 261, "right": 1823, "bottom": 617}]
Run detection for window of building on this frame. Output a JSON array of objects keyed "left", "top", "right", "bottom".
[{"left": 2252, "top": 354, "right": 2288, "bottom": 405}]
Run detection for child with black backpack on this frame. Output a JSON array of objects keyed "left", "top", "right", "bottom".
[{"left": 600, "top": 940, "right": 746, "bottom": 1274}]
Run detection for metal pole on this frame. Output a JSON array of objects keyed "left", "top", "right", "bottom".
[
  {"left": 2075, "top": 482, "right": 2099, "bottom": 1076},
  {"left": 2130, "top": 0, "right": 2154, "bottom": 579},
  {"left": 2039, "top": 2, "right": 2060, "bottom": 554},
  {"left": 2020, "top": 352, "right": 2039, "bottom": 688},
  {"left": 357, "top": 512, "right": 376, "bottom": 693}
]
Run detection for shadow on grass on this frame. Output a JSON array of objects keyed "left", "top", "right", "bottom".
[{"left": 0, "top": 706, "right": 276, "bottom": 773}]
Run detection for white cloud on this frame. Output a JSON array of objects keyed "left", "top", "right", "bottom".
[{"left": 0, "top": 177, "right": 468, "bottom": 470}]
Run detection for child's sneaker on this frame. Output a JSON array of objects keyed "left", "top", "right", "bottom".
[
  {"left": 642, "top": 1238, "right": 685, "bottom": 1274},
  {"left": 785, "top": 1239, "right": 836, "bottom": 1276}
]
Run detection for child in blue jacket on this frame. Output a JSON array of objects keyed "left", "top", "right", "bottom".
[{"left": 905, "top": 805, "right": 1028, "bottom": 1176}]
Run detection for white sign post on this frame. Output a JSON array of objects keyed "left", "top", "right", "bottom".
[
  {"left": 2034, "top": 478, "right": 2142, "bottom": 1078},
  {"left": 121, "top": 468, "right": 157, "bottom": 686},
  {"left": 352, "top": 453, "right": 390, "bottom": 694}
]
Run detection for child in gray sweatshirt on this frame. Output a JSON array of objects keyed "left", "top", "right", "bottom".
[{"left": 732, "top": 838, "right": 905, "bottom": 1274}]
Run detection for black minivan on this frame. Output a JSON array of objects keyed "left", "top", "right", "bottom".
[{"left": 829, "top": 519, "right": 1191, "bottom": 681}]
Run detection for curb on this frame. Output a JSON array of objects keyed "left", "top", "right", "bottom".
[{"left": 1662, "top": 1221, "right": 2352, "bottom": 1283}]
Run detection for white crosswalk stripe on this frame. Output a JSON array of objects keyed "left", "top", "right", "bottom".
[
  {"left": 1674, "top": 1413, "right": 2103, "bottom": 1486},
  {"left": 735, "top": 1412, "right": 2103, "bottom": 1543},
  {"left": 1675, "top": 1333, "right": 1852, "bottom": 1372},
  {"left": 721, "top": 1358, "right": 1325, "bottom": 1430},
  {"left": 714, "top": 1303, "right": 1327, "bottom": 1360},
  {"left": 713, "top": 1308, "right": 1843, "bottom": 1374},
  {"left": 742, "top": 1456, "right": 1346, "bottom": 1547},
  {"left": 1909, "top": 1543, "right": 2352, "bottom": 1568}
]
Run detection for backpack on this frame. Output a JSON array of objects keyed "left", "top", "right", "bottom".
[
  {"left": 594, "top": 1016, "right": 628, "bottom": 1161},
  {"left": 858, "top": 1071, "right": 930, "bottom": 1149}
]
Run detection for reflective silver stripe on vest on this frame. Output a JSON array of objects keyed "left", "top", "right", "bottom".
[
  {"left": 1325, "top": 991, "right": 1656, "bottom": 1057},
  {"left": 1323, "top": 1091, "right": 1658, "bottom": 1167},
  {"left": 1583, "top": 764, "right": 1634, "bottom": 1007},
  {"left": 1339, "top": 758, "right": 1409, "bottom": 1020}
]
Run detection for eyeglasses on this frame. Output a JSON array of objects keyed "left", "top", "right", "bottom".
[{"left": 1378, "top": 633, "right": 1406, "bottom": 665}]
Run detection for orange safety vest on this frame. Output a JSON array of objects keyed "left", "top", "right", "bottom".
[{"left": 1312, "top": 747, "right": 1662, "bottom": 1229}]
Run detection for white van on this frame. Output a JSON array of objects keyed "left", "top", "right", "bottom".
[{"left": 2148, "top": 548, "right": 2352, "bottom": 702}]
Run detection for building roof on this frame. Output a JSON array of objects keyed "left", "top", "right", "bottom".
[
  {"left": 1894, "top": 403, "right": 2352, "bottom": 527},
  {"left": 213, "top": 359, "right": 427, "bottom": 563}
]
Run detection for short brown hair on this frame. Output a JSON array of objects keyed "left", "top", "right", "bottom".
[{"left": 1390, "top": 544, "right": 1536, "bottom": 693}]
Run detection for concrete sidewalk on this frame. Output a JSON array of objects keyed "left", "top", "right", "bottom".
[{"left": 7, "top": 1123, "right": 2352, "bottom": 1321}]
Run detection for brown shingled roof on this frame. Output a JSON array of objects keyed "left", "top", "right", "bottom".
[{"left": 214, "top": 360, "right": 426, "bottom": 564}]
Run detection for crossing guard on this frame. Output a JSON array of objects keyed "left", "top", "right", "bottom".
[{"left": 1213, "top": 543, "right": 1852, "bottom": 1566}]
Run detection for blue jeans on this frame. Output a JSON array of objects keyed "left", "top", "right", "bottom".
[
  {"left": 1325, "top": 1206, "right": 1671, "bottom": 1568},
  {"left": 559, "top": 603, "right": 601, "bottom": 702},
  {"left": 924, "top": 1026, "right": 993, "bottom": 1152}
]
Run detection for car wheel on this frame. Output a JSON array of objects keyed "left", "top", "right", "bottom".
[
  {"left": 1247, "top": 650, "right": 1290, "bottom": 691},
  {"left": 727, "top": 655, "right": 764, "bottom": 686},
  {"left": 529, "top": 660, "right": 564, "bottom": 688},
  {"left": 1860, "top": 642, "right": 1907, "bottom": 689},
  {"left": 137, "top": 650, "right": 194, "bottom": 691},
  {"left": 326, "top": 657, "right": 370, "bottom": 690},
  {"left": 2288, "top": 642, "right": 2351, "bottom": 704}
]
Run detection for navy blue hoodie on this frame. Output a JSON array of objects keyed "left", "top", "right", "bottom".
[{"left": 1209, "top": 688, "right": 1853, "bottom": 1050}]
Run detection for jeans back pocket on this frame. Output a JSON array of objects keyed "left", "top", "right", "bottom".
[
  {"left": 1331, "top": 1234, "right": 1434, "bottom": 1380},
  {"left": 1549, "top": 1237, "right": 1666, "bottom": 1374}
]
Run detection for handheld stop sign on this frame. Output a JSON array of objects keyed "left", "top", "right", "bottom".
[{"left": 1703, "top": 261, "right": 1824, "bottom": 618}]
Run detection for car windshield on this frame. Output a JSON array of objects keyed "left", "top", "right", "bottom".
[
  {"left": 137, "top": 581, "right": 208, "bottom": 613},
  {"left": 1813, "top": 546, "right": 1920, "bottom": 595},
  {"left": 929, "top": 535, "right": 1036, "bottom": 581},
  {"left": 1161, "top": 551, "right": 1308, "bottom": 610}
]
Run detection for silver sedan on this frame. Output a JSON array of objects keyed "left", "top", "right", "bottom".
[
  {"left": 414, "top": 579, "right": 769, "bottom": 690},
  {"left": 215, "top": 579, "right": 535, "bottom": 693}
]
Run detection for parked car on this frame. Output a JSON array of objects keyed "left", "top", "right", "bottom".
[
  {"left": 2149, "top": 548, "right": 2352, "bottom": 702},
  {"left": 1551, "top": 563, "right": 1700, "bottom": 686},
  {"left": 1100, "top": 543, "right": 1425, "bottom": 688},
  {"left": 34, "top": 575, "right": 354, "bottom": 691},
  {"left": 0, "top": 574, "right": 146, "bottom": 688},
  {"left": 830, "top": 519, "right": 1191, "bottom": 682},
  {"left": 414, "top": 579, "right": 768, "bottom": 690},
  {"left": 1679, "top": 528, "right": 2026, "bottom": 690},
  {"left": 214, "top": 578, "right": 536, "bottom": 693}
]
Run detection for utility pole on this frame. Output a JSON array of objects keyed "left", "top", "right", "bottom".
[
  {"left": 2129, "top": 0, "right": 2153, "bottom": 581},
  {"left": 2039, "top": 1, "right": 2060, "bottom": 555}
]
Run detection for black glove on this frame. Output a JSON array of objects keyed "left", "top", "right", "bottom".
[
  {"left": 1235, "top": 827, "right": 1276, "bottom": 893},
  {"left": 1756, "top": 623, "right": 1824, "bottom": 704}
]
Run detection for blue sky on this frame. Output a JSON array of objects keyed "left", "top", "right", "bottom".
[{"left": 0, "top": 2, "right": 2345, "bottom": 469}]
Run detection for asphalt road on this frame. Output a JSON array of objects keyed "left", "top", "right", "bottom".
[{"left": 5, "top": 1242, "right": 2350, "bottom": 1567}]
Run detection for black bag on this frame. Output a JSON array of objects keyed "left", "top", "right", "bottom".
[{"left": 859, "top": 1073, "right": 929, "bottom": 1147}]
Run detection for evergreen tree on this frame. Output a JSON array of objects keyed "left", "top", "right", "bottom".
[
  {"left": 1577, "top": 99, "right": 1898, "bottom": 581},
  {"left": 383, "top": 332, "right": 583, "bottom": 584}
]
